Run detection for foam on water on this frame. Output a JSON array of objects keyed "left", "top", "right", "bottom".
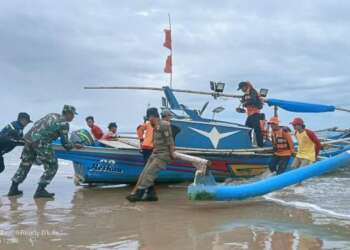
[
  {"left": 264, "top": 193, "right": 350, "bottom": 220},
  {"left": 83, "top": 240, "right": 139, "bottom": 250},
  {"left": 261, "top": 155, "right": 350, "bottom": 223}
]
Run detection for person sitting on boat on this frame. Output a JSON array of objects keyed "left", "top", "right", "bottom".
[
  {"left": 85, "top": 116, "right": 104, "bottom": 140},
  {"left": 237, "top": 81, "right": 265, "bottom": 147},
  {"left": 102, "top": 122, "right": 118, "bottom": 140},
  {"left": 290, "top": 117, "right": 321, "bottom": 168},
  {"left": 137, "top": 118, "right": 154, "bottom": 163},
  {"left": 0, "top": 112, "right": 32, "bottom": 174},
  {"left": 127, "top": 107, "right": 175, "bottom": 202},
  {"left": 267, "top": 116, "right": 294, "bottom": 175}
]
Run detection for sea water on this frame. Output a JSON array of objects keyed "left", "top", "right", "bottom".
[{"left": 0, "top": 148, "right": 349, "bottom": 250}]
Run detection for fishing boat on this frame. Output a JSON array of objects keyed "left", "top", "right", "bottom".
[
  {"left": 53, "top": 85, "right": 272, "bottom": 185},
  {"left": 53, "top": 84, "right": 350, "bottom": 185}
]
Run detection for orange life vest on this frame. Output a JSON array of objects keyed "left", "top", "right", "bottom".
[
  {"left": 136, "top": 121, "right": 154, "bottom": 150},
  {"left": 246, "top": 106, "right": 260, "bottom": 116},
  {"left": 259, "top": 119, "right": 269, "bottom": 140},
  {"left": 271, "top": 128, "right": 294, "bottom": 156}
]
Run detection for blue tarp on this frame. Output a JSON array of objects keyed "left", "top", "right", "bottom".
[{"left": 266, "top": 98, "right": 336, "bottom": 113}]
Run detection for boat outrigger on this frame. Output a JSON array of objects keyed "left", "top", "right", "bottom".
[
  {"left": 53, "top": 84, "right": 350, "bottom": 186},
  {"left": 188, "top": 150, "right": 350, "bottom": 201}
]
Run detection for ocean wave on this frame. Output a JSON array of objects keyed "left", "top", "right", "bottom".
[{"left": 264, "top": 193, "right": 350, "bottom": 220}]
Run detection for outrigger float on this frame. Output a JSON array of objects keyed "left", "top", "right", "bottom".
[
  {"left": 188, "top": 150, "right": 350, "bottom": 201},
  {"left": 53, "top": 84, "right": 350, "bottom": 186}
]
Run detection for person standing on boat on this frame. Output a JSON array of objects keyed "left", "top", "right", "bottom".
[
  {"left": 101, "top": 122, "right": 118, "bottom": 140},
  {"left": 137, "top": 118, "right": 154, "bottom": 163},
  {"left": 0, "top": 112, "right": 32, "bottom": 174},
  {"left": 237, "top": 81, "right": 265, "bottom": 147},
  {"left": 127, "top": 107, "right": 175, "bottom": 202},
  {"left": 8, "top": 105, "right": 83, "bottom": 198},
  {"left": 290, "top": 117, "right": 321, "bottom": 168},
  {"left": 268, "top": 117, "right": 294, "bottom": 175},
  {"left": 85, "top": 116, "right": 104, "bottom": 140}
]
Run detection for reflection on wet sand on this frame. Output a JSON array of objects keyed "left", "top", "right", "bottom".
[
  {"left": 0, "top": 159, "right": 349, "bottom": 249},
  {"left": 1, "top": 184, "right": 348, "bottom": 250}
]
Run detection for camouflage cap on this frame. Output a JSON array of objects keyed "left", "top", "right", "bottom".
[
  {"left": 161, "top": 110, "right": 172, "bottom": 118},
  {"left": 62, "top": 105, "right": 78, "bottom": 115}
]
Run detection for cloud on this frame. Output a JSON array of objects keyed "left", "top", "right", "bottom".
[{"left": 0, "top": 0, "right": 349, "bottom": 132}]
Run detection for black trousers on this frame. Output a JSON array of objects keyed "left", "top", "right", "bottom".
[
  {"left": 142, "top": 149, "right": 153, "bottom": 164},
  {"left": 0, "top": 155, "right": 4, "bottom": 173},
  {"left": 0, "top": 138, "right": 17, "bottom": 174},
  {"left": 269, "top": 155, "right": 291, "bottom": 175},
  {"left": 245, "top": 113, "right": 264, "bottom": 147}
]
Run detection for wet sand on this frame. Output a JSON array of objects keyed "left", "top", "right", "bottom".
[{"left": 1, "top": 154, "right": 350, "bottom": 249}]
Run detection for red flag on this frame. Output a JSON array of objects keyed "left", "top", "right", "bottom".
[
  {"left": 163, "top": 29, "right": 172, "bottom": 49},
  {"left": 164, "top": 55, "right": 172, "bottom": 73}
]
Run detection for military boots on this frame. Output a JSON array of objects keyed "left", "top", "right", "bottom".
[
  {"left": 8, "top": 182, "right": 23, "bottom": 196},
  {"left": 126, "top": 186, "right": 158, "bottom": 202},
  {"left": 33, "top": 184, "right": 55, "bottom": 199}
]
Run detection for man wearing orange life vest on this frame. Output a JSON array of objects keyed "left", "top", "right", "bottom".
[
  {"left": 237, "top": 81, "right": 265, "bottom": 147},
  {"left": 290, "top": 118, "right": 321, "bottom": 168},
  {"left": 268, "top": 117, "right": 294, "bottom": 175},
  {"left": 137, "top": 119, "right": 154, "bottom": 163}
]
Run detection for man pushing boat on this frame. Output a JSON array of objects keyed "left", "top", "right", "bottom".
[
  {"left": 290, "top": 117, "right": 321, "bottom": 168},
  {"left": 0, "top": 112, "right": 32, "bottom": 174},
  {"left": 127, "top": 107, "right": 175, "bottom": 202},
  {"left": 268, "top": 116, "right": 294, "bottom": 175},
  {"left": 8, "top": 105, "right": 83, "bottom": 198}
]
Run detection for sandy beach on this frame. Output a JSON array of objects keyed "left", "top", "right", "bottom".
[{"left": 0, "top": 150, "right": 349, "bottom": 250}]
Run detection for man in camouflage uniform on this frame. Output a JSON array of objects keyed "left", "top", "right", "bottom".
[
  {"left": 8, "top": 105, "right": 82, "bottom": 198},
  {"left": 127, "top": 107, "right": 175, "bottom": 202}
]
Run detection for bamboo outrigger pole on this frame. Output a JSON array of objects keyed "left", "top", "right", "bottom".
[
  {"left": 84, "top": 85, "right": 242, "bottom": 99},
  {"left": 335, "top": 107, "right": 350, "bottom": 113}
]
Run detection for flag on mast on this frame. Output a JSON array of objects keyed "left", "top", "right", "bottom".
[
  {"left": 163, "top": 29, "right": 172, "bottom": 49},
  {"left": 163, "top": 28, "right": 172, "bottom": 74},
  {"left": 164, "top": 55, "right": 172, "bottom": 73},
  {"left": 163, "top": 14, "right": 173, "bottom": 87}
]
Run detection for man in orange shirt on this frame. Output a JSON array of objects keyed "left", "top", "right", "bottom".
[
  {"left": 85, "top": 116, "right": 104, "bottom": 140},
  {"left": 237, "top": 81, "right": 264, "bottom": 147},
  {"left": 137, "top": 118, "right": 154, "bottom": 163},
  {"left": 268, "top": 117, "right": 294, "bottom": 175}
]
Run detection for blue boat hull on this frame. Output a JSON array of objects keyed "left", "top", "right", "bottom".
[{"left": 53, "top": 145, "right": 272, "bottom": 184}]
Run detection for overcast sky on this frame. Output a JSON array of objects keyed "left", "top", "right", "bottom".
[{"left": 1, "top": 0, "right": 349, "bottom": 133}]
